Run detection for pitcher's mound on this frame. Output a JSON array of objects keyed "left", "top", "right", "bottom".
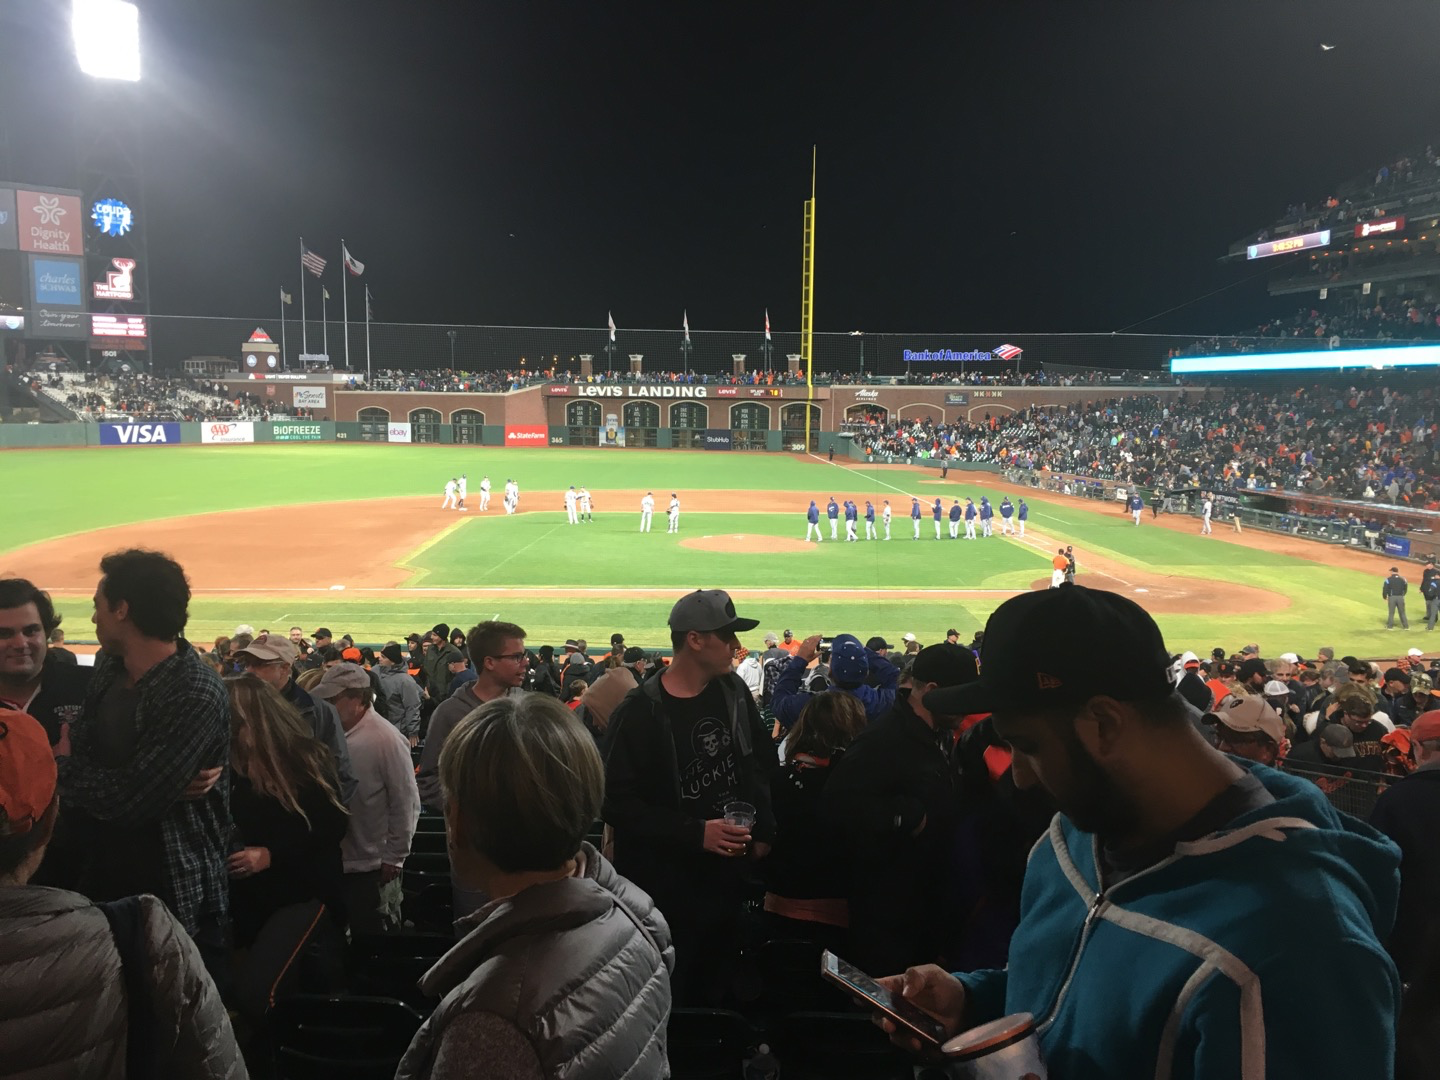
[{"left": 681, "top": 534, "right": 813, "bottom": 554}]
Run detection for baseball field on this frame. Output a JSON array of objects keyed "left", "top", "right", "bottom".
[{"left": 0, "top": 444, "right": 1416, "bottom": 655}]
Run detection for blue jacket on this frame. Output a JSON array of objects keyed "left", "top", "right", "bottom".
[
  {"left": 807, "top": 503, "right": 819, "bottom": 523},
  {"left": 955, "top": 765, "right": 1400, "bottom": 1080},
  {"left": 1018, "top": 502, "right": 1029, "bottom": 520},
  {"left": 1000, "top": 500, "right": 1014, "bottom": 517},
  {"left": 980, "top": 500, "right": 993, "bottom": 519},
  {"left": 865, "top": 503, "right": 875, "bottom": 521},
  {"left": 771, "top": 648, "right": 899, "bottom": 729},
  {"left": 845, "top": 502, "right": 857, "bottom": 521},
  {"left": 910, "top": 501, "right": 922, "bottom": 519},
  {"left": 932, "top": 501, "right": 943, "bottom": 520},
  {"left": 948, "top": 503, "right": 961, "bottom": 522},
  {"left": 964, "top": 503, "right": 976, "bottom": 520},
  {"left": 1130, "top": 495, "right": 1144, "bottom": 510},
  {"left": 827, "top": 500, "right": 839, "bottom": 519}
]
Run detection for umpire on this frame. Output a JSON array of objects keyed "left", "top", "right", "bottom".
[{"left": 1383, "top": 566, "right": 1409, "bottom": 631}]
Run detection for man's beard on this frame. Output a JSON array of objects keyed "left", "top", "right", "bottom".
[{"left": 1058, "top": 724, "right": 1143, "bottom": 841}]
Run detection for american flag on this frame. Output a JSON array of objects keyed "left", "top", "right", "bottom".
[
  {"left": 300, "top": 245, "right": 327, "bottom": 277},
  {"left": 993, "top": 343, "right": 1024, "bottom": 360}
]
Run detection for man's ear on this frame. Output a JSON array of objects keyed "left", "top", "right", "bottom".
[
  {"left": 110, "top": 599, "right": 129, "bottom": 624},
  {"left": 1074, "top": 695, "right": 1129, "bottom": 761}
]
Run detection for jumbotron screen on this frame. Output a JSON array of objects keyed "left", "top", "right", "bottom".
[{"left": 1171, "top": 344, "right": 1440, "bottom": 374}]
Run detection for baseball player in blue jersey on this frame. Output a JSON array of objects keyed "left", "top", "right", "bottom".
[
  {"left": 1129, "top": 492, "right": 1144, "bottom": 525},
  {"left": 980, "top": 496, "right": 994, "bottom": 537},
  {"left": 806, "top": 499, "right": 823, "bottom": 542},
  {"left": 999, "top": 496, "right": 1015, "bottom": 535},
  {"left": 932, "top": 497, "right": 944, "bottom": 539},
  {"left": 1017, "top": 498, "right": 1029, "bottom": 536},
  {"left": 964, "top": 497, "right": 977, "bottom": 539},
  {"left": 948, "top": 499, "right": 962, "bottom": 539},
  {"left": 827, "top": 496, "right": 840, "bottom": 540},
  {"left": 844, "top": 499, "right": 859, "bottom": 542},
  {"left": 910, "top": 497, "right": 922, "bottom": 539},
  {"left": 864, "top": 500, "right": 877, "bottom": 540}
]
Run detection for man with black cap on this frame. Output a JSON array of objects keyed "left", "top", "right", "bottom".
[
  {"left": 603, "top": 589, "right": 776, "bottom": 1006},
  {"left": 822, "top": 641, "right": 979, "bottom": 975},
  {"left": 876, "top": 585, "right": 1401, "bottom": 1079},
  {"left": 374, "top": 643, "right": 422, "bottom": 745},
  {"left": 1236, "top": 655, "right": 1269, "bottom": 694},
  {"left": 1422, "top": 554, "right": 1440, "bottom": 631},
  {"left": 420, "top": 624, "right": 463, "bottom": 703},
  {"left": 1383, "top": 566, "right": 1409, "bottom": 630}
]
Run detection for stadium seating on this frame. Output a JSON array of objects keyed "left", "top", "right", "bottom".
[{"left": 270, "top": 994, "right": 426, "bottom": 1080}]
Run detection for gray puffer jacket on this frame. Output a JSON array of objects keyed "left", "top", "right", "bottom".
[
  {"left": 0, "top": 886, "right": 246, "bottom": 1080},
  {"left": 396, "top": 843, "right": 674, "bottom": 1079}
]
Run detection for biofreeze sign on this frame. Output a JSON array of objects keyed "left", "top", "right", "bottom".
[
  {"left": 272, "top": 423, "right": 324, "bottom": 442},
  {"left": 100, "top": 422, "right": 180, "bottom": 445}
]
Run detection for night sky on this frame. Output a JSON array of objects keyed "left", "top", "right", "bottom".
[{"left": 4, "top": 0, "right": 1439, "bottom": 337}]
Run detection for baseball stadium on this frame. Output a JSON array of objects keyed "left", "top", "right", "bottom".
[{"left": 0, "top": 435, "right": 1428, "bottom": 653}]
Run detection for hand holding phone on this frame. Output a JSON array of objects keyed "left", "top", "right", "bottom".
[{"left": 819, "top": 952, "right": 955, "bottom": 1050}]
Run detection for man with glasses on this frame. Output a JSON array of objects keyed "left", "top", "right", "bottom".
[
  {"left": 417, "top": 620, "right": 529, "bottom": 813},
  {"left": 603, "top": 589, "right": 776, "bottom": 1005},
  {"left": 232, "top": 633, "right": 356, "bottom": 804}
]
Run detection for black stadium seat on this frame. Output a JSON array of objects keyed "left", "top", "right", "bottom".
[
  {"left": 666, "top": 1008, "right": 758, "bottom": 1080},
  {"left": 348, "top": 932, "right": 453, "bottom": 1007},
  {"left": 270, "top": 994, "right": 426, "bottom": 1080}
]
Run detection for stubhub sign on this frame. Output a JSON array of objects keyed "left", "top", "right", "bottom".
[{"left": 100, "top": 422, "right": 181, "bottom": 446}]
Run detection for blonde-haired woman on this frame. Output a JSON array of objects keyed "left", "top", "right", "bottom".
[
  {"left": 397, "top": 693, "right": 673, "bottom": 1080},
  {"left": 224, "top": 673, "right": 348, "bottom": 1028}
]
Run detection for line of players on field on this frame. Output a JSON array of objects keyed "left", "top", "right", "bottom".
[
  {"left": 440, "top": 475, "right": 520, "bottom": 514},
  {"left": 805, "top": 494, "right": 1030, "bottom": 541}
]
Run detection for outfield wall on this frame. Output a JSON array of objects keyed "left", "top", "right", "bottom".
[{"left": 0, "top": 382, "right": 1189, "bottom": 450}]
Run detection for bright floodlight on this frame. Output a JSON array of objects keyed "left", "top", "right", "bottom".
[{"left": 73, "top": 0, "right": 141, "bottom": 81}]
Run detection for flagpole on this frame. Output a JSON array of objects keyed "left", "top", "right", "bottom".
[
  {"left": 280, "top": 288, "right": 288, "bottom": 370},
  {"left": 365, "top": 286, "right": 372, "bottom": 383},
  {"left": 321, "top": 286, "right": 328, "bottom": 359},
  {"left": 299, "top": 238, "right": 309, "bottom": 357},
  {"left": 342, "top": 239, "right": 351, "bottom": 371}
]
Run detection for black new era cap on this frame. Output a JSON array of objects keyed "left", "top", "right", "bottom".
[
  {"left": 924, "top": 584, "right": 1173, "bottom": 716},
  {"left": 668, "top": 589, "right": 760, "bottom": 636}
]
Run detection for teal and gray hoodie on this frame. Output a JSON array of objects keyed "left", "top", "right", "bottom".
[{"left": 956, "top": 764, "right": 1401, "bottom": 1080}]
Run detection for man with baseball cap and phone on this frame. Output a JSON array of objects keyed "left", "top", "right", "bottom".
[
  {"left": 603, "top": 589, "right": 776, "bottom": 1006},
  {"left": 875, "top": 584, "right": 1400, "bottom": 1079}
]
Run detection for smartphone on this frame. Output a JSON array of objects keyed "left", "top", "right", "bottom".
[
  {"left": 819, "top": 951, "right": 947, "bottom": 1047},
  {"left": 819, "top": 637, "right": 834, "bottom": 649}
]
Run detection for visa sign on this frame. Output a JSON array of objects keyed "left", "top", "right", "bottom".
[{"left": 100, "top": 422, "right": 181, "bottom": 445}]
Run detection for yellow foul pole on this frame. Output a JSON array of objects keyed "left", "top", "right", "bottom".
[{"left": 801, "top": 146, "right": 817, "bottom": 452}]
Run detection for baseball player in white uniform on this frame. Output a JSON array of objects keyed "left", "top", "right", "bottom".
[
  {"left": 640, "top": 492, "right": 655, "bottom": 532},
  {"left": 667, "top": 493, "right": 680, "bottom": 533},
  {"left": 564, "top": 486, "right": 579, "bottom": 525},
  {"left": 441, "top": 478, "right": 458, "bottom": 510},
  {"left": 504, "top": 479, "right": 519, "bottom": 515},
  {"left": 479, "top": 475, "right": 491, "bottom": 511},
  {"left": 457, "top": 474, "right": 468, "bottom": 511},
  {"left": 1201, "top": 495, "right": 1213, "bottom": 535},
  {"left": 882, "top": 500, "right": 892, "bottom": 540},
  {"left": 578, "top": 487, "right": 593, "bottom": 523}
]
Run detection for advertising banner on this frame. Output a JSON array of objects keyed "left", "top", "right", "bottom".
[
  {"left": 599, "top": 413, "right": 626, "bottom": 447},
  {"left": 0, "top": 188, "right": 16, "bottom": 249},
  {"left": 1383, "top": 536, "right": 1412, "bottom": 558},
  {"left": 29, "top": 307, "right": 87, "bottom": 339},
  {"left": 271, "top": 422, "right": 326, "bottom": 442},
  {"left": 31, "top": 256, "right": 83, "bottom": 306},
  {"left": 944, "top": 393, "right": 970, "bottom": 405},
  {"left": 99, "top": 422, "right": 180, "bottom": 445},
  {"left": 92, "top": 256, "right": 137, "bottom": 300},
  {"left": 703, "top": 428, "right": 733, "bottom": 450},
  {"left": 505, "top": 424, "right": 548, "bottom": 446},
  {"left": 201, "top": 421, "right": 255, "bottom": 445},
  {"left": 1356, "top": 216, "right": 1404, "bottom": 238},
  {"left": 17, "top": 190, "right": 84, "bottom": 255},
  {"left": 293, "top": 386, "right": 327, "bottom": 409},
  {"left": 388, "top": 423, "right": 413, "bottom": 443},
  {"left": 715, "top": 387, "right": 739, "bottom": 396},
  {"left": 546, "top": 385, "right": 572, "bottom": 395}
]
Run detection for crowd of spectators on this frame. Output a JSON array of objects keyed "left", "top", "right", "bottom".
[
  {"left": 1177, "top": 297, "right": 1440, "bottom": 357},
  {"left": 5, "top": 564, "right": 1438, "bottom": 1077},
  {"left": 1255, "top": 145, "right": 1440, "bottom": 242},
  {"left": 856, "top": 382, "right": 1440, "bottom": 507},
  {"left": 362, "top": 368, "right": 542, "bottom": 393},
  {"left": 43, "top": 372, "right": 311, "bottom": 423}
]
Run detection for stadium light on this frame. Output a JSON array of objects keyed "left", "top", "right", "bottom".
[{"left": 73, "top": 0, "right": 141, "bottom": 81}]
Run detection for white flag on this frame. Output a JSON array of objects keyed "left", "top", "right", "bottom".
[
  {"left": 683, "top": 310, "right": 690, "bottom": 343},
  {"left": 280, "top": 288, "right": 292, "bottom": 305},
  {"left": 608, "top": 311, "right": 616, "bottom": 343},
  {"left": 343, "top": 245, "right": 365, "bottom": 276},
  {"left": 765, "top": 309, "right": 771, "bottom": 342}
]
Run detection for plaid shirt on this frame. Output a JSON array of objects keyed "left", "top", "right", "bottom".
[{"left": 58, "top": 637, "right": 231, "bottom": 936}]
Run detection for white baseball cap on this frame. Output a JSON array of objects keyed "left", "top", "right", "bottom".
[
  {"left": 1278, "top": 652, "right": 1299, "bottom": 664},
  {"left": 902, "top": 633, "right": 917, "bottom": 643},
  {"left": 1409, "top": 648, "right": 1425, "bottom": 658}
]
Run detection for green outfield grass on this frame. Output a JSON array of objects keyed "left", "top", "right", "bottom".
[{"left": 1, "top": 445, "right": 1416, "bottom": 655}]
